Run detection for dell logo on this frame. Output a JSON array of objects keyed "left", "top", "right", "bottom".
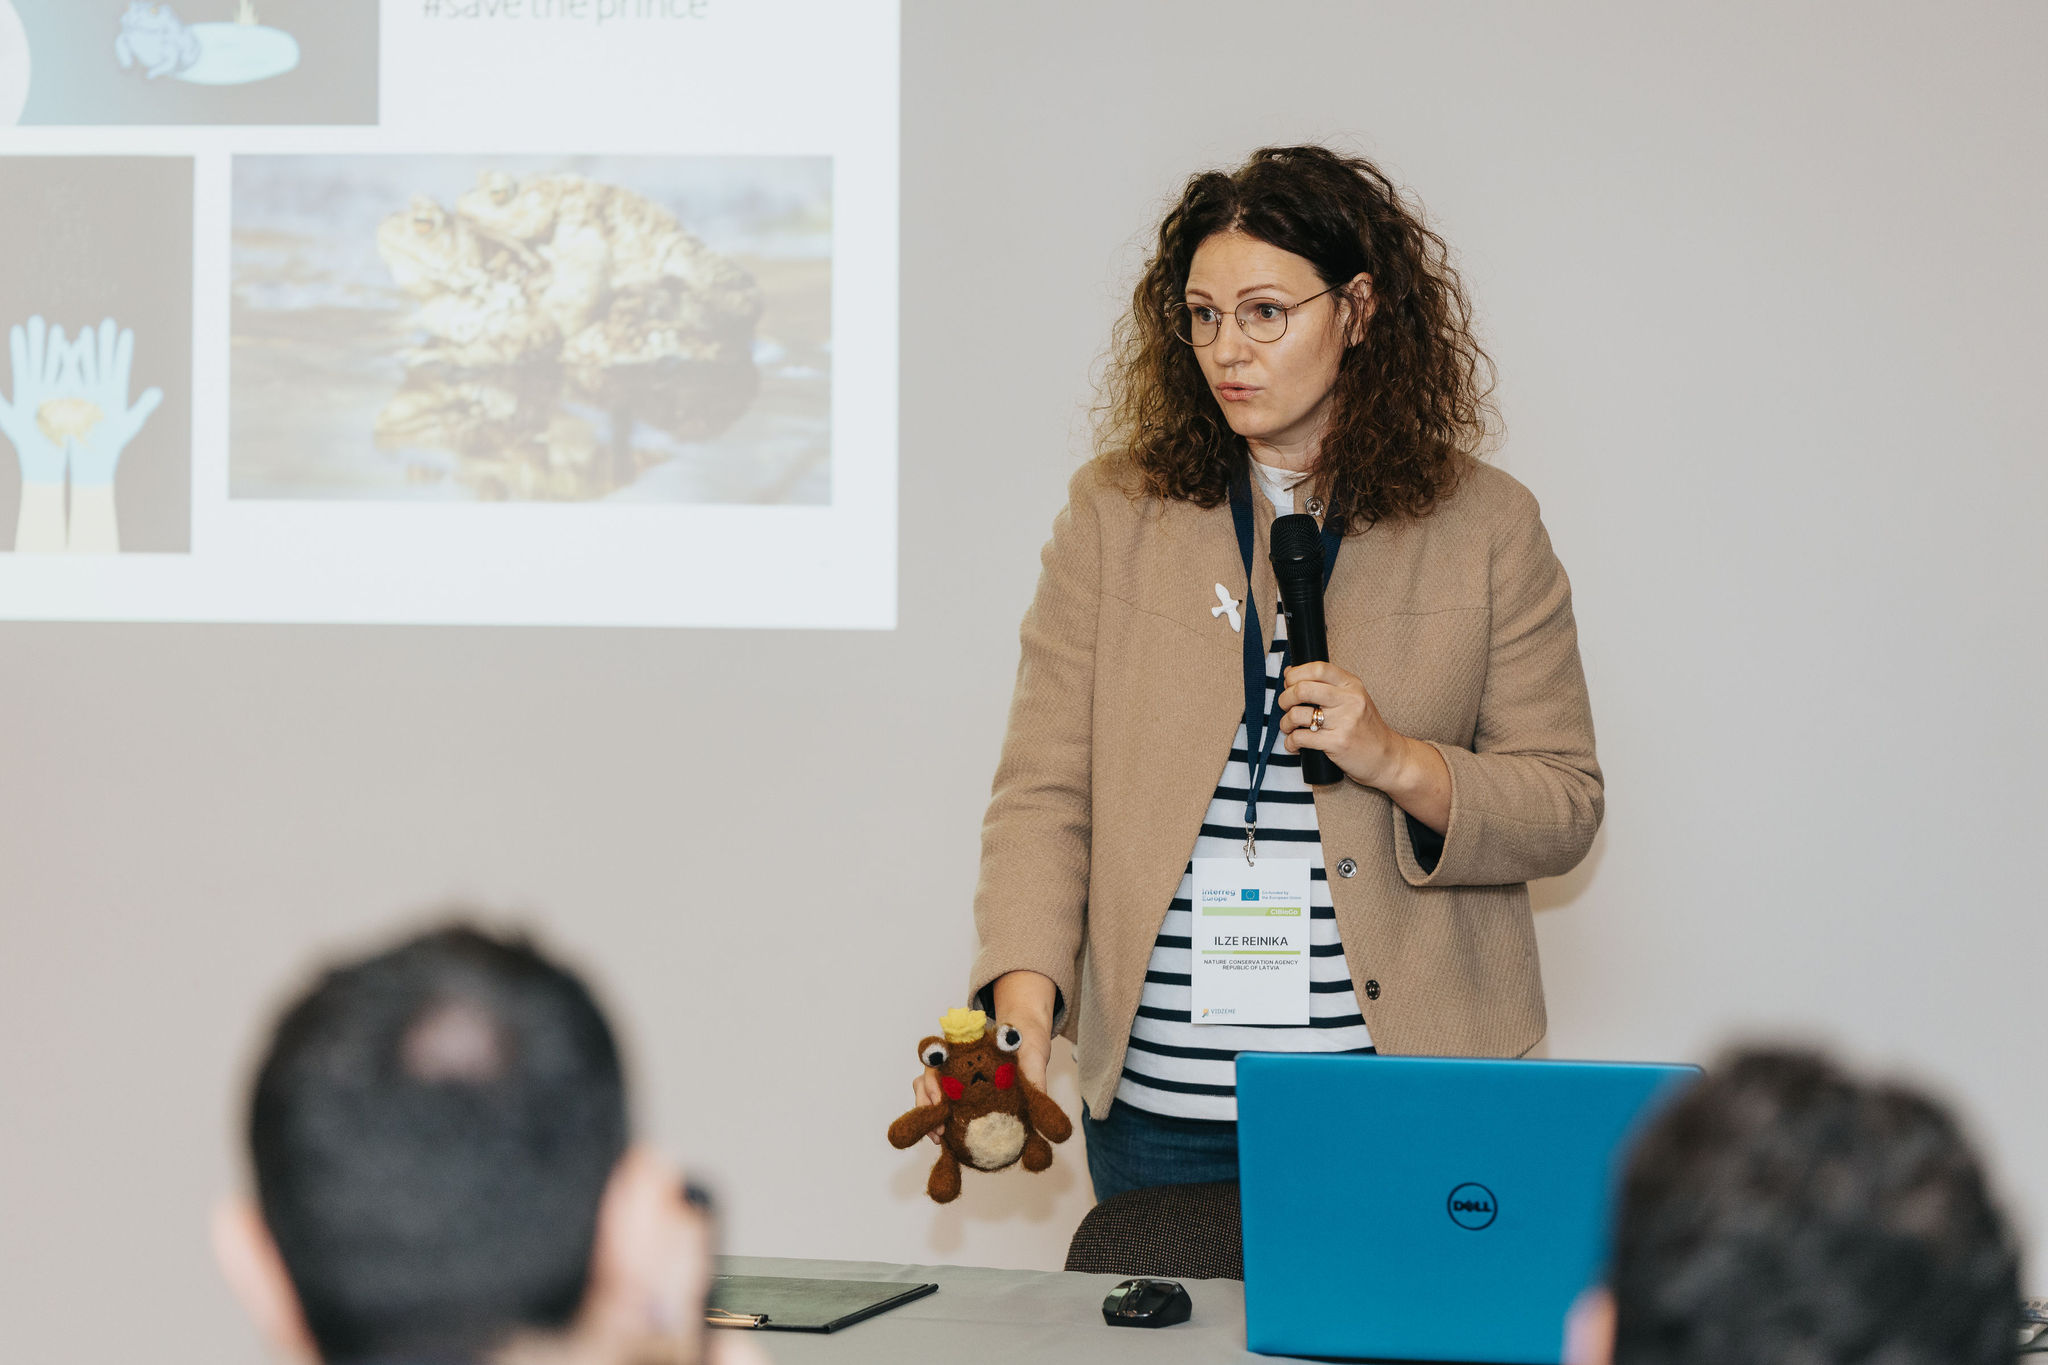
[{"left": 1447, "top": 1182, "right": 1498, "bottom": 1230}]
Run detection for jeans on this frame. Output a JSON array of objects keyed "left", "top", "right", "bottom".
[{"left": 1083, "top": 1100, "right": 1239, "bottom": 1204}]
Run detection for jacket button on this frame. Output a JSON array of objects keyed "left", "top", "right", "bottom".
[
  {"left": 1364, "top": 979, "right": 1381, "bottom": 1001},
  {"left": 1336, "top": 858, "right": 1357, "bottom": 878},
  {"left": 1307, "top": 496, "right": 1326, "bottom": 517}
]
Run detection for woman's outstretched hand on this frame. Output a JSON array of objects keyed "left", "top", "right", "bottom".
[
  {"left": 908, "top": 1066, "right": 941, "bottom": 1144},
  {"left": 1278, "top": 660, "right": 1453, "bottom": 834},
  {"left": 908, "top": 971, "right": 1057, "bottom": 1145}
]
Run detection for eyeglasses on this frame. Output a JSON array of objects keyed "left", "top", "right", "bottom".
[{"left": 1171, "top": 284, "right": 1342, "bottom": 347}]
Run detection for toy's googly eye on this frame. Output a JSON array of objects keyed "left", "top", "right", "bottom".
[
  {"left": 920, "top": 1042, "right": 949, "bottom": 1068},
  {"left": 995, "top": 1024, "right": 1023, "bottom": 1053}
]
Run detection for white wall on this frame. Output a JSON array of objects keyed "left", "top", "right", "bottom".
[{"left": 2, "top": 4, "right": 2043, "bottom": 1361}]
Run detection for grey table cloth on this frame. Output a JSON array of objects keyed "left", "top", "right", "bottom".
[{"left": 716, "top": 1255, "right": 1281, "bottom": 1363}]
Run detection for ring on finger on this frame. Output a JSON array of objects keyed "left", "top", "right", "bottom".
[{"left": 1308, "top": 706, "right": 1325, "bottom": 733}]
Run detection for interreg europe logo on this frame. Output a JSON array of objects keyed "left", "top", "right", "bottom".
[
  {"left": 1241, "top": 889, "right": 1260, "bottom": 901},
  {"left": 1447, "top": 1182, "right": 1498, "bottom": 1230}
]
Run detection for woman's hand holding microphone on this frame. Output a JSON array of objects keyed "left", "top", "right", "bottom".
[
  {"left": 1277, "top": 660, "right": 1453, "bottom": 835},
  {"left": 909, "top": 970, "right": 1056, "bottom": 1145}
]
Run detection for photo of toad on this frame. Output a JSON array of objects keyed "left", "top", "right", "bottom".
[{"left": 231, "top": 155, "right": 830, "bottom": 504}]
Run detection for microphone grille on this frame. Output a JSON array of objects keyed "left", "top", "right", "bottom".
[{"left": 1269, "top": 512, "right": 1324, "bottom": 569}]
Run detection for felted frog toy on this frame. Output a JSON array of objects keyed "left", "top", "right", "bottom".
[{"left": 888, "top": 1008, "right": 1073, "bottom": 1204}]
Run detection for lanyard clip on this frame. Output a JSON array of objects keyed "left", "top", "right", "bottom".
[{"left": 1243, "top": 823, "right": 1257, "bottom": 866}]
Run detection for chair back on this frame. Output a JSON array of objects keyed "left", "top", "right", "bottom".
[{"left": 1063, "top": 1180, "right": 1242, "bottom": 1280}]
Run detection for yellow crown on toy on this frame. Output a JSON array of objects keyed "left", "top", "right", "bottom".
[{"left": 939, "top": 1008, "right": 987, "bottom": 1044}]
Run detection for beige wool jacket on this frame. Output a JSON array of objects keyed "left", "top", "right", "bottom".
[{"left": 967, "top": 457, "right": 1603, "bottom": 1119}]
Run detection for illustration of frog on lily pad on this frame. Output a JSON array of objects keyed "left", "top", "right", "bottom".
[
  {"left": 115, "top": 0, "right": 299, "bottom": 86},
  {"left": 2, "top": 0, "right": 374, "bottom": 127}
]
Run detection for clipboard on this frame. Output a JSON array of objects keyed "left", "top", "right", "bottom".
[{"left": 705, "top": 1274, "right": 938, "bottom": 1333}]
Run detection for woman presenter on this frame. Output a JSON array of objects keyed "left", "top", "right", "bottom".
[{"left": 915, "top": 145, "right": 1603, "bottom": 1202}]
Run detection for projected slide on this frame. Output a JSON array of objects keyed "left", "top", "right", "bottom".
[{"left": 0, "top": 0, "right": 898, "bottom": 628}]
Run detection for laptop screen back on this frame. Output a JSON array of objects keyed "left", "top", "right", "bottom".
[{"left": 1237, "top": 1053, "right": 1697, "bottom": 1364}]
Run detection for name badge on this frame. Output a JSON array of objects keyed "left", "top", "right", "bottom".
[{"left": 1189, "top": 856, "right": 1311, "bottom": 1026}]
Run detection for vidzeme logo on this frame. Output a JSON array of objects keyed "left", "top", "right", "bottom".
[{"left": 1447, "top": 1182, "right": 1497, "bottom": 1230}]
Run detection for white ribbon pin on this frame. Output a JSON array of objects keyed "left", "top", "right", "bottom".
[{"left": 1211, "top": 582, "right": 1242, "bottom": 633}]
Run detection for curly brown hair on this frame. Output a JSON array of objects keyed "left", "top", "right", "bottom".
[{"left": 1096, "top": 145, "right": 1496, "bottom": 527}]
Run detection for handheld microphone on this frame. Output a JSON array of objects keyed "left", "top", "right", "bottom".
[{"left": 1269, "top": 512, "right": 1342, "bottom": 787}]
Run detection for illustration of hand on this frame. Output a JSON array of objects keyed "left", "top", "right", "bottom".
[
  {"left": 1, "top": 316, "right": 72, "bottom": 552},
  {"left": 64, "top": 318, "right": 162, "bottom": 487},
  {"left": 0, "top": 315, "right": 72, "bottom": 485},
  {"left": 62, "top": 318, "right": 163, "bottom": 555}
]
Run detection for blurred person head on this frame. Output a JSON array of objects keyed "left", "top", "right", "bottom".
[
  {"left": 1097, "top": 143, "right": 1496, "bottom": 524},
  {"left": 1568, "top": 1047, "right": 2021, "bottom": 1365},
  {"left": 213, "top": 922, "right": 718, "bottom": 1365}
]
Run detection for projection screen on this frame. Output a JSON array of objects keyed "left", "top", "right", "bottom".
[{"left": 0, "top": 0, "right": 899, "bottom": 627}]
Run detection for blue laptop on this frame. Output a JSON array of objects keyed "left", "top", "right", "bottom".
[{"left": 1237, "top": 1053, "right": 1698, "bottom": 1364}]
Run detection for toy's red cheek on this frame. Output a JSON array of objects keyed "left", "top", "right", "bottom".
[
  {"left": 994, "top": 1064, "right": 1016, "bottom": 1090},
  {"left": 940, "top": 1076, "right": 964, "bottom": 1101}
]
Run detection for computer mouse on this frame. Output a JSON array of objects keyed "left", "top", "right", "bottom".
[{"left": 1101, "top": 1276, "right": 1192, "bottom": 1328}]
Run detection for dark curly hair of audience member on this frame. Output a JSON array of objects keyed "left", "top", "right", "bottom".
[
  {"left": 1095, "top": 144, "right": 1495, "bottom": 527},
  {"left": 1610, "top": 1048, "right": 2020, "bottom": 1365}
]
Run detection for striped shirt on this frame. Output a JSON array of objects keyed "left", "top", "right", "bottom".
[{"left": 1113, "top": 464, "right": 1375, "bottom": 1121}]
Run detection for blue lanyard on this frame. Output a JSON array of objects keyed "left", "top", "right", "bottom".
[{"left": 1227, "top": 467, "right": 1345, "bottom": 863}]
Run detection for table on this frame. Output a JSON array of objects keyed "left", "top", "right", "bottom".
[{"left": 717, "top": 1255, "right": 1279, "bottom": 1363}]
